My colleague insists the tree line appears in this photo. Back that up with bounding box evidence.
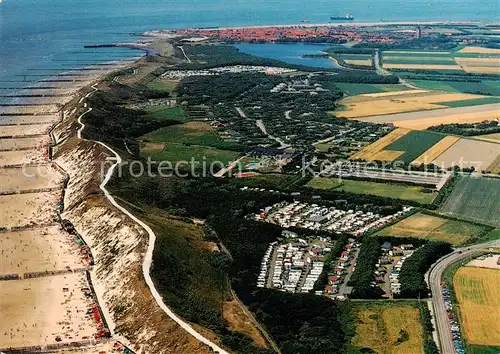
[397,241,453,298]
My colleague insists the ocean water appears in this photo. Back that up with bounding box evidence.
[234,43,343,68]
[1,0,498,87]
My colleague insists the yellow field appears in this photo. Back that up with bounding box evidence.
[369,150,405,161]
[461,66,500,74]
[458,46,500,54]
[455,57,500,67]
[377,212,481,245]
[454,267,500,346]
[352,305,424,354]
[349,128,409,161]
[383,63,462,70]
[384,51,450,55]
[486,155,500,174]
[473,132,500,143]
[356,103,500,131]
[411,136,460,165]
[344,59,372,66]
[384,56,455,62]
[336,92,488,118]
[361,90,427,98]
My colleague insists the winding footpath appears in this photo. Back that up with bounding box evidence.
[427,239,499,354]
[76,83,230,354]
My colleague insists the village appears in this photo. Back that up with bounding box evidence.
[161,65,296,80]
[257,231,333,294]
[169,25,414,44]
[254,200,415,236]
[379,241,416,297]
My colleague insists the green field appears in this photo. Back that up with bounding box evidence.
[306,177,436,204]
[383,57,457,65]
[146,106,190,123]
[376,212,490,245]
[313,142,334,152]
[141,122,240,165]
[383,51,452,57]
[437,96,500,108]
[231,173,306,190]
[147,78,178,93]
[385,130,445,164]
[335,83,409,95]
[440,176,500,227]
[469,345,500,354]
[410,79,500,95]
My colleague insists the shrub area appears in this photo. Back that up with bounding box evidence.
[348,237,382,299]
[398,241,453,298]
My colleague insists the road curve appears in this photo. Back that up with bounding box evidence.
[427,240,499,354]
[76,84,230,354]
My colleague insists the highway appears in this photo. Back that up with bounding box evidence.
[427,240,499,354]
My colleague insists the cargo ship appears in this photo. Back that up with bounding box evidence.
[330,13,354,21]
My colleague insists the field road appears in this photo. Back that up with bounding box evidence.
[427,239,500,354]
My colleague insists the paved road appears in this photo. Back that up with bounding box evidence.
[374,49,391,76]
[427,240,499,354]
[339,247,359,296]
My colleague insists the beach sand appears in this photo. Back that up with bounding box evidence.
[0,149,47,166]
[0,124,53,137]
[0,137,49,151]
[0,273,98,348]
[0,226,85,274]
[0,114,60,125]
[0,165,65,192]
[0,191,60,228]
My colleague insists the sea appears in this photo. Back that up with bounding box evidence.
[1,0,498,90]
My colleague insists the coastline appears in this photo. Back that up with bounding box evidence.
[144,19,500,33]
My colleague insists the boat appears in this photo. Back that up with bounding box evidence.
[330,13,354,21]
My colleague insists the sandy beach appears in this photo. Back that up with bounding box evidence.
[0,191,60,228]
[0,273,99,348]
[0,148,47,166]
[0,123,54,137]
[0,136,49,151]
[0,165,65,192]
[0,226,85,275]
[0,114,60,125]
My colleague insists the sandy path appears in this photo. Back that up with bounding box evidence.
[0,226,85,274]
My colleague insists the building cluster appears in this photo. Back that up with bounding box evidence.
[257,242,278,288]
[255,201,414,236]
[324,239,358,296]
[161,65,296,79]
[257,231,332,294]
[171,26,410,44]
[442,283,466,354]
[379,242,415,296]
[270,78,329,95]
